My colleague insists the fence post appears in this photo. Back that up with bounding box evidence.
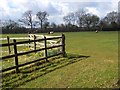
[34,35,36,53]
[44,36,48,62]
[7,36,11,54]
[28,35,30,48]
[62,34,66,57]
[13,39,19,73]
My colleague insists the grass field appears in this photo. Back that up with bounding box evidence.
[1,31,119,88]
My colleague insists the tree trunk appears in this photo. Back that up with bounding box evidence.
[41,20,42,29]
[31,24,33,30]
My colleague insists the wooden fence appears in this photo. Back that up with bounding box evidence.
[0,34,65,73]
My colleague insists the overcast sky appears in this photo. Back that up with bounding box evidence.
[0,0,119,24]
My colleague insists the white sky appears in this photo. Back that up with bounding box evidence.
[0,0,119,24]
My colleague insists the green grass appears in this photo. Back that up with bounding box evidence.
[1,31,119,88]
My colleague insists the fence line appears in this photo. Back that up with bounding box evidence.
[0,37,30,40]
[1,35,62,54]
[0,34,65,73]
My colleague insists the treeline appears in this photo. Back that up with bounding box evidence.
[1,9,120,34]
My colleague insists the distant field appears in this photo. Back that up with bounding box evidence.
[1,31,119,88]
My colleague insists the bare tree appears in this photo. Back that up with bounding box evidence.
[82,13,99,29]
[3,19,18,30]
[63,8,100,30]
[63,15,70,25]
[19,10,34,30]
[75,9,86,28]
[43,22,49,29]
[82,13,92,29]
[51,22,57,28]
[91,15,100,28]
[99,20,107,31]
[103,11,118,24]
[63,12,76,25]
[100,11,118,29]
[36,11,49,29]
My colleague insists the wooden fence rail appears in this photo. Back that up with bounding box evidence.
[0,34,65,73]
[1,35,62,54]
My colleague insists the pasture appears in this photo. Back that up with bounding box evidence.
[1,31,119,88]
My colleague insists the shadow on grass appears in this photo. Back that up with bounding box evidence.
[2,53,90,88]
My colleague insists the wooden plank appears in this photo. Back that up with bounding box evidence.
[44,36,48,62]
[1,66,16,72]
[0,43,14,47]
[7,36,11,54]
[18,52,62,67]
[28,35,31,48]
[47,45,62,49]
[0,36,61,41]
[1,52,62,73]
[0,37,29,41]
[17,57,46,68]
[1,36,61,47]
[45,35,61,38]
[0,44,62,60]
[0,38,7,40]
[1,34,65,73]
[17,47,45,56]
[0,54,15,60]
[28,34,61,38]
[13,39,19,73]
[1,39,44,47]
[34,35,36,52]
[46,36,62,40]
[62,34,66,57]
[17,44,31,46]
